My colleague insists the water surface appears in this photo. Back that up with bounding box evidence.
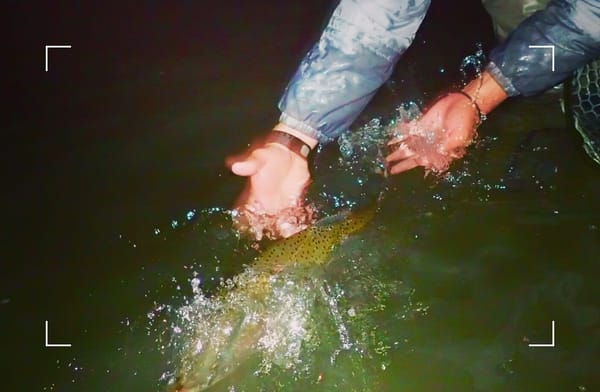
[3,1,598,391]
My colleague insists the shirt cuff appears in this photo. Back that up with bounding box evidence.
[278,112,334,144]
[485,61,519,97]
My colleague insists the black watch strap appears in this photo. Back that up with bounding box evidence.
[266,130,312,158]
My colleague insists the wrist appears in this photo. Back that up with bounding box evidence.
[462,70,509,115]
[453,90,484,126]
[272,123,319,149]
[265,129,313,159]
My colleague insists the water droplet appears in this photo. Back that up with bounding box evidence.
[186,210,196,220]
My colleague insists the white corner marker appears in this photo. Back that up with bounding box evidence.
[45,320,72,347]
[45,45,72,72]
[528,45,555,72]
[528,320,555,348]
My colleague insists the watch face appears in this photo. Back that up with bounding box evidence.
[271,130,311,158]
[300,144,311,158]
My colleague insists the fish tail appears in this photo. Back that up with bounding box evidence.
[173,279,269,391]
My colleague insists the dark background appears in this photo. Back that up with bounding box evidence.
[2,1,498,389]
[3,0,494,277]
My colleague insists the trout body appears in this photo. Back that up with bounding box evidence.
[171,207,375,391]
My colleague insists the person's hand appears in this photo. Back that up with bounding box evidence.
[386,71,509,174]
[226,132,314,240]
[386,92,480,174]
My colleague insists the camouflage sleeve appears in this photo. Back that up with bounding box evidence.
[487,0,600,97]
[277,0,431,143]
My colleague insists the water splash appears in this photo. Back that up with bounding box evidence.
[143,216,425,392]
[161,268,321,390]
[162,265,419,391]
[336,100,515,202]
[460,43,486,86]
[337,102,422,175]
[319,281,353,357]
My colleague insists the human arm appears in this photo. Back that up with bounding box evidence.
[386,70,508,174]
[277,0,432,143]
[228,0,431,238]
[487,0,600,98]
[227,130,315,240]
[387,0,600,174]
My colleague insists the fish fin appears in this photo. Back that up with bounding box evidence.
[314,210,353,227]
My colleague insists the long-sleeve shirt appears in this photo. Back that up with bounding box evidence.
[278,0,600,144]
[278,0,431,143]
[487,0,600,97]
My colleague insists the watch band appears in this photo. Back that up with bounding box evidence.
[266,130,312,158]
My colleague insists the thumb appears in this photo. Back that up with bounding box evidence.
[231,159,261,177]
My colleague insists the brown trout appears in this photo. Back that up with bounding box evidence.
[170,206,376,391]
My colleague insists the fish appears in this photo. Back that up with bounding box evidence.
[169,205,376,392]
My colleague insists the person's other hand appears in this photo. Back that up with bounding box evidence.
[226,132,314,240]
[386,92,480,174]
[386,71,509,174]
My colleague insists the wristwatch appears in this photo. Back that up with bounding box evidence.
[266,130,312,158]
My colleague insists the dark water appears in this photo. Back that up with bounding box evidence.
[3,1,599,391]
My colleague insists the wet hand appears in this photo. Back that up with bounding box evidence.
[227,136,313,240]
[386,92,480,174]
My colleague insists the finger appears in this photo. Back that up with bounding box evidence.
[225,153,244,170]
[388,133,419,147]
[388,158,420,175]
[386,143,416,162]
[387,135,405,145]
[231,159,260,176]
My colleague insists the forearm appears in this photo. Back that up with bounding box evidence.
[488,0,600,97]
[277,0,431,144]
